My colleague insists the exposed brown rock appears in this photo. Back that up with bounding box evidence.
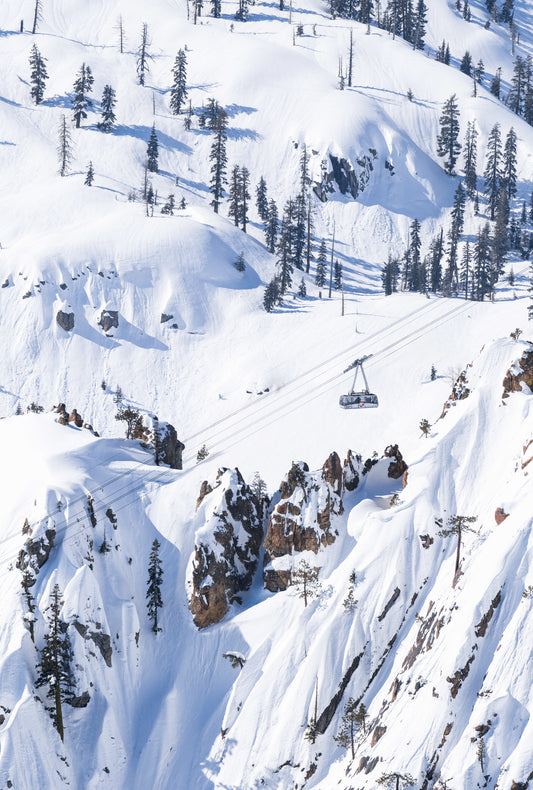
[371,725,386,747]
[390,676,402,702]
[69,409,83,427]
[475,724,490,736]
[197,481,214,510]
[16,527,56,573]
[56,311,74,331]
[474,590,502,638]
[322,451,343,495]
[377,587,400,622]
[343,450,363,491]
[503,348,533,398]
[420,534,434,548]
[189,469,263,629]
[495,507,509,525]
[98,310,119,332]
[384,445,408,479]
[159,423,185,469]
[447,654,475,698]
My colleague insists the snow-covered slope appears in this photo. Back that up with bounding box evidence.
[1,0,533,787]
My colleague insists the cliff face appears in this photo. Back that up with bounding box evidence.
[188,468,263,629]
[263,447,408,593]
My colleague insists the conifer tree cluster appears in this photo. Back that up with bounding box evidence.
[228,165,251,231]
[71,63,94,129]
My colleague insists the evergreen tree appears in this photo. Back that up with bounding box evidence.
[500,0,514,23]
[509,55,526,116]
[256,176,269,221]
[170,50,188,115]
[437,94,461,175]
[276,200,295,294]
[459,240,472,298]
[502,126,518,199]
[473,223,491,300]
[435,514,477,584]
[228,165,242,227]
[97,84,116,131]
[412,0,427,48]
[381,255,400,294]
[29,43,48,105]
[209,109,228,213]
[293,192,307,271]
[315,239,327,287]
[84,161,94,186]
[408,218,422,290]
[146,538,163,632]
[136,23,152,86]
[263,277,280,311]
[490,187,509,279]
[71,63,94,128]
[291,559,321,606]
[234,251,246,271]
[298,278,307,297]
[524,56,533,125]
[57,114,73,176]
[264,199,278,253]
[146,124,159,173]
[476,59,485,84]
[211,0,222,16]
[521,200,527,224]
[333,697,360,759]
[490,66,502,99]
[161,194,176,214]
[334,259,343,290]
[241,166,250,232]
[463,120,478,200]
[429,229,444,292]
[484,123,502,220]
[377,773,415,790]
[460,51,473,76]
[35,584,75,741]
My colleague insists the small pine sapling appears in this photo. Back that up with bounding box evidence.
[298,278,307,297]
[510,327,522,341]
[234,252,246,272]
[222,651,245,669]
[196,444,209,463]
[84,161,94,186]
[430,365,437,380]
[333,698,361,759]
[342,570,358,612]
[419,418,431,438]
[477,736,487,772]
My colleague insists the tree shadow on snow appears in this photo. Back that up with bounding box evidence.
[112,124,193,155]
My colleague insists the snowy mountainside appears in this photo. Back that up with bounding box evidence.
[0,337,532,790]
[1,0,533,787]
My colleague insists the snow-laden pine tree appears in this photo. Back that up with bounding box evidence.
[463,120,478,200]
[228,165,242,227]
[146,124,159,173]
[209,109,228,213]
[35,584,75,741]
[146,539,163,632]
[264,199,278,253]
[84,161,94,186]
[484,123,502,220]
[502,126,517,199]
[98,84,116,132]
[276,200,295,293]
[57,114,73,176]
[315,239,327,288]
[256,176,268,221]
[437,94,461,175]
[29,44,48,105]
[170,50,188,115]
[71,63,94,128]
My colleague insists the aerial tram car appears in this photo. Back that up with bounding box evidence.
[339,355,379,409]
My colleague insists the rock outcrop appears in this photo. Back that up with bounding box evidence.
[188,468,263,629]
[503,346,533,398]
[98,310,119,332]
[159,422,185,469]
[56,311,74,331]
